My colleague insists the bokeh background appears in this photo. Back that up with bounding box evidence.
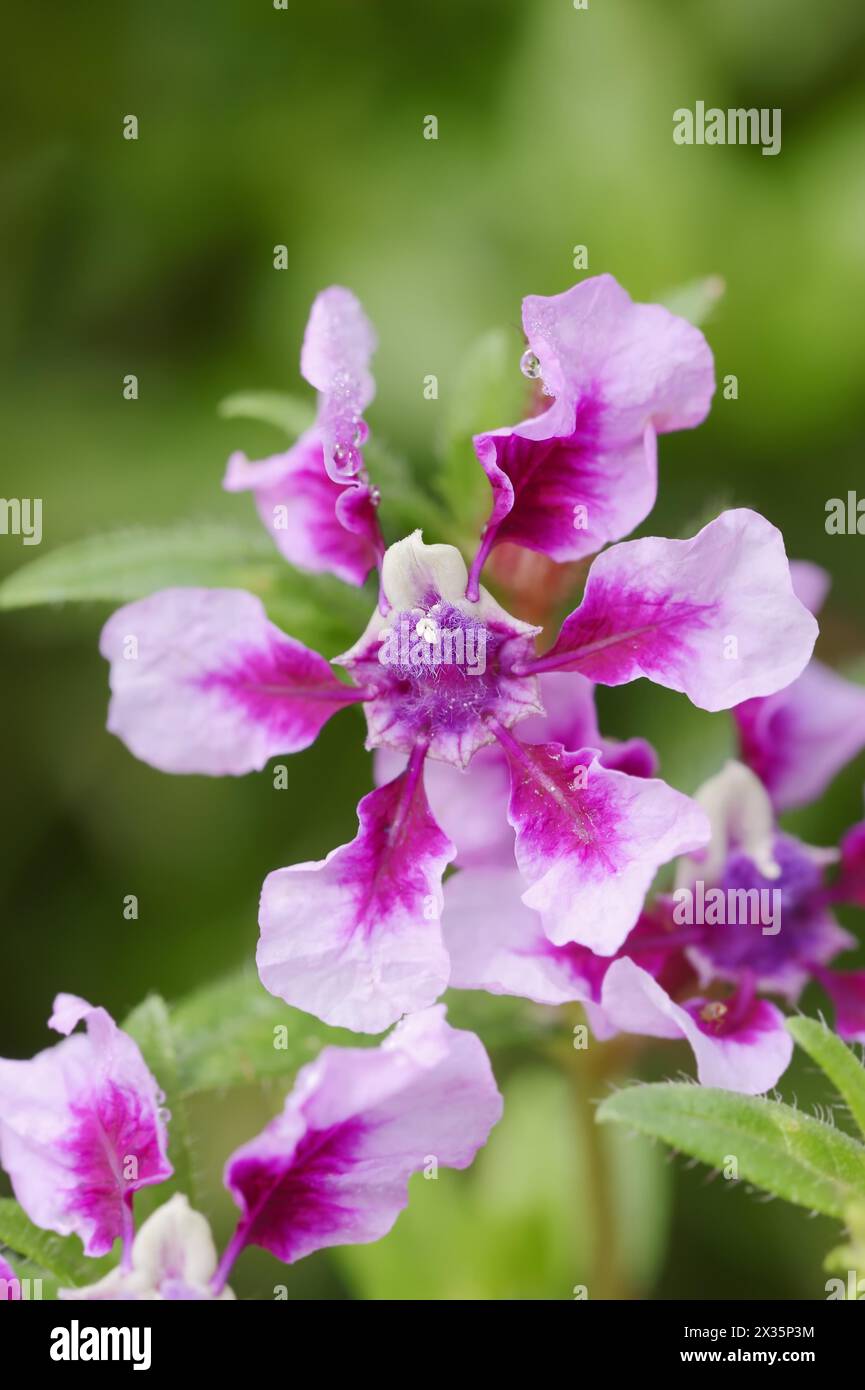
[2,0,865,1299]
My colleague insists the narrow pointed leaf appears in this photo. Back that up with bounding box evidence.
[597,1082,865,1219]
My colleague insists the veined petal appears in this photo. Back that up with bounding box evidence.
[223,429,380,586]
[222,1005,502,1265]
[257,750,456,1032]
[300,286,376,481]
[734,661,865,813]
[601,958,793,1094]
[0,996,172,1258]
[494,731,710,954]
[529,510,817,711]
[101,588,365,775]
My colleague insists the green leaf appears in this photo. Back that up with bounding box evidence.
[786,1016,865,1140]
[659,274,726,326]
[0,520,280,610]
[218,391,315,439]
[597,1082,865,1219]
[123,994,198,1206]
[0,1199,114,1288]
[437,328,526,536]
[0,518,372,651]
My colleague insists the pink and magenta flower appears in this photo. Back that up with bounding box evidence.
[0,1001,501,1299]
[100,275,819,1072]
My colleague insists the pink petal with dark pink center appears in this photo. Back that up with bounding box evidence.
[257,752,456,1033]
[101,588,365,776]
[495,733,709,955]
[0,996,171,1257]
[467,274,714,585]
[222,1006,502,1266]
[224,430,380,586]
[530,510,817,711]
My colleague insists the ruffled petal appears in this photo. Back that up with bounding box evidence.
[734,662,865,813]
[494,733,710,954]
[300,286,376,481]
[101,588,365,775]
[222,1005,502,1265]
[258,752,456,1032]
[532,510,817,711]
[601,959,793,1093]
[0,996,172,1257]
[467,276,714,585]
[224,429,380,586]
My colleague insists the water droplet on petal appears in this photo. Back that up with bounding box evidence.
[519,349,542,380]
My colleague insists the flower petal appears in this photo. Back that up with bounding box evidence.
[531,509,818,711]
[223,1005,502,1265]
[734,661,865,813]
[444,865,607,1007]
[224,430,380,586]
[101,588,365,775]
[0,996,172,1257]
[494,733,710,954]
[300,286,376,481]
[601,958,793,1093]
[258,751,456,1032]
[467,276,714,583]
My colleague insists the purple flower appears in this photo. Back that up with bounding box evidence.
[466,274,716,597]
[0,995,172,1260]
[215,1004,501,1280]
[224,286,384,586]
[1,1003,499,1299]
[100,275,817,1040]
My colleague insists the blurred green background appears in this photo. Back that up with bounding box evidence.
[2,0,865,1299]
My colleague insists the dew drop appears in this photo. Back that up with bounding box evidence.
[519,349,542,380]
